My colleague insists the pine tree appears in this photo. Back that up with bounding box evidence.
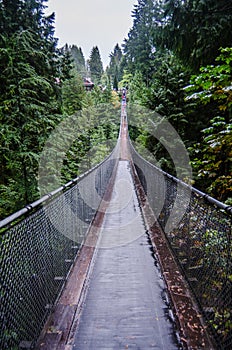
[88,46,104,84]
[106,44,123,90]
[0,0,71,218]
[62,69,86,115]
[123,0,163,80]
[162,0,232,70]
[69,45,86,75]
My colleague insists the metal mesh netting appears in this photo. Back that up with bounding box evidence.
[130,144,232,350]
[0,149,118,350]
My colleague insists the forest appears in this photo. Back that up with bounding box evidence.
[0,0,232,219]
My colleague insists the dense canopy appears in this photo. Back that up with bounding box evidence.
[0,0,231,216]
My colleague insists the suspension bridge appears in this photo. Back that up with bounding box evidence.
[0,103,231,350]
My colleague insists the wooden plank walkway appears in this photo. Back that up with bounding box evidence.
[71,160,179,349]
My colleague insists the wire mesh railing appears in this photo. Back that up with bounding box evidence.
[130,143,232,350]
[0,145,119,350]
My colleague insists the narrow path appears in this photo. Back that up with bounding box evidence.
[71,160,179,349]
[70,104,179,349]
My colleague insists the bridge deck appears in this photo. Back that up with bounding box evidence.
[71,160,179,349]
[37,105,213,349]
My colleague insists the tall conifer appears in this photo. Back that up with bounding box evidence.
[88,46,104,84]
[0,0,71,217]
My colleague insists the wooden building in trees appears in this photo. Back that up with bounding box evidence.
[83,78,94,91]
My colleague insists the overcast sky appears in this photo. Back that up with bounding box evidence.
[46,0,137,68]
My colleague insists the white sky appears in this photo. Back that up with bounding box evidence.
[45,0,137,68]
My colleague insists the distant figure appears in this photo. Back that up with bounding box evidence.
[122,88,126,103]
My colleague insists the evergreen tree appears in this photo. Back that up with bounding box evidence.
[70,45,86,75]
[162,0,232,70]
[62,69,86,115]
[106,43,123,89]
[0,0,71,218]
[123,0,163,80]
[88,46,104,84]
[122,0,232,186]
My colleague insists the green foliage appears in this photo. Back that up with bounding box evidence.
[62,69,86,114]
[203,228,230,268]
[46,70,120,191]
[0,1,71,219]
[118,70,133,90]
[45,44,119,193]
[1,0,231,219]
[145,51,190,133]
[185,48,232,201]
[57,105,120,185]
[106,44,123,90]
[70,44,86,74]
[185,47,232,113]
[189,116,232,201]
[122,0,232,201]
[0,328,18,350]
[128,71,148,105]
[201,226,232,340]
[123,0,163,78]
[162,0,232,70]
[210,309,232,340]
[126,52,191,174]
[88,46,104,84]
[0,29,60,216]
